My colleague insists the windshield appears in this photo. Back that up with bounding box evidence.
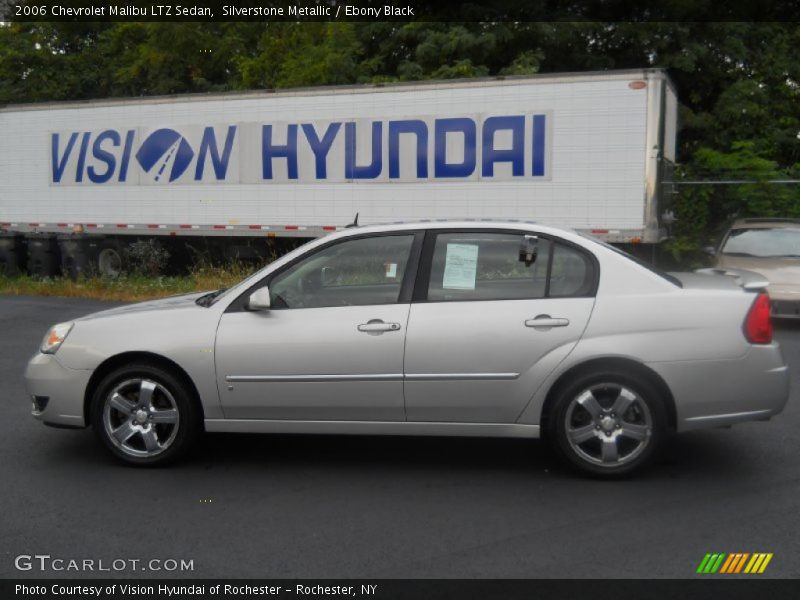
[722,228,800,258]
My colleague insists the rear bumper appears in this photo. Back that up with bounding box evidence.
[24,352,91,428]
[770,299,800,319]
[648,343,790,432]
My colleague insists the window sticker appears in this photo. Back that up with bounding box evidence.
[443,243,479,289]
[384,262,398,278]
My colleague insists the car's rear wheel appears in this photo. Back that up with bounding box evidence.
[547,370,666,477]
[90,363,200,466]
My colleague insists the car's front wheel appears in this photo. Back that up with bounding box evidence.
[547,370,666,477]
[90,363,200,466]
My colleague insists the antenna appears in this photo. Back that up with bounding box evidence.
[345,212,360,228]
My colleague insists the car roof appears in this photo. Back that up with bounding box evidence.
[730,218,800,230]
[325,219,597,251]
[334,219,574,236]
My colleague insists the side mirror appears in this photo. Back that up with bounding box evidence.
[246,287,271,311]
[703,246,717,257]
[519,235,539,266]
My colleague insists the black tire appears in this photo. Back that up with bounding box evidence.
[95,239,124,277]
[90,363,201,466]
[546,369,666,478]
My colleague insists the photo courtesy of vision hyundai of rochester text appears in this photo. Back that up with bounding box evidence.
[25,221,790,477]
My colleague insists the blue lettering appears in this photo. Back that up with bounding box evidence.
[434,118,476,178]
[51,132,79,183]
[532,114,546,177]
[75,132,91,183]
[262,124,298,180]
[389,120,428,179]
[87,130,120,184]
[119,130,135,182]
[345,122,382,179]
[196,125,236,180]
[301,123,341,179]
[482,116,525,177]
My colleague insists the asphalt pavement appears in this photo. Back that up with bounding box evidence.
[1,294,798,578]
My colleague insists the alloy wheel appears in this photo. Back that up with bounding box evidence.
[102,378,180,458]
[564,383,652,467]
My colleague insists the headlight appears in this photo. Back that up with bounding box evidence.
[40,322,74,354]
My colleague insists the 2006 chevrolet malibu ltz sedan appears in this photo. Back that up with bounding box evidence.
[25,221,791,476]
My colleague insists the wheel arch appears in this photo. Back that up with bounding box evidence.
[540,356,677,432]
[83,351,206,426]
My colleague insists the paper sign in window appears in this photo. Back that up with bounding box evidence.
[384,262,398,278]
[443,243,479,289]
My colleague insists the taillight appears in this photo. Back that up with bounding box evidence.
[743,293,772,344]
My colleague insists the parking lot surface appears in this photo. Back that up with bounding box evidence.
[1,294,798,578]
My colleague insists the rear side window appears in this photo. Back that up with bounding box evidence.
[426,232,596,302]
[549,242,595,297]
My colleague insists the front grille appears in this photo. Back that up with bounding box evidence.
[31,395,49,412]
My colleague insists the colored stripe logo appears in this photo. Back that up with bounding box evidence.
[696,553,773,574]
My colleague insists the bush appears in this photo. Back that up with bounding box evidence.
[122,239,170,277]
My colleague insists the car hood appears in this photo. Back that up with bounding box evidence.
[717,255,800,287]
[76,291,209,321]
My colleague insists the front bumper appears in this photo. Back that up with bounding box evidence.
[24,352,92,428]
[649,343,790,432]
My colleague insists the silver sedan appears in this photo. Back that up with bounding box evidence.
[25,222,790,476]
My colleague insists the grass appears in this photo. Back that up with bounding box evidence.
[0,264,259,302]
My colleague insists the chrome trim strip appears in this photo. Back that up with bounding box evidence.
[205,419,540,439]
[680,408,777,432]
[684,409,773,422]
[226,372,520,383]
[226,374,404,383]
[405,373,520,381]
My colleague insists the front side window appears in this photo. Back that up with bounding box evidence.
[269,235,415,309]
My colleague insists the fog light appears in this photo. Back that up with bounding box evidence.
[32,395,49,412]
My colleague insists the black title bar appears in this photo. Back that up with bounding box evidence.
[4,579,800,600]
[4,0,800,22]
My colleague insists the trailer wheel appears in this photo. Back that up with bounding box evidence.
[98,245,123,278]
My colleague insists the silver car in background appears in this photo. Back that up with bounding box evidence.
[25,221,790,476]
[708,218,800,319]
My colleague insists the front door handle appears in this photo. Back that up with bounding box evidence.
[525,315,570,329]
[358,319,401,334]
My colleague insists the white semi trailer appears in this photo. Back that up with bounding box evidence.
[0,68,677,276]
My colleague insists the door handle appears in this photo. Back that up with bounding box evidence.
[358,319,401,334]
[525,315,570,329]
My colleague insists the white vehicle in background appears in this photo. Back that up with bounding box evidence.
[1,69,677,276]
[707,218,800,319]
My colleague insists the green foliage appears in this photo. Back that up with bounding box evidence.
[2,20,800,253]
[122,239,170,277]
[667,142,800,262]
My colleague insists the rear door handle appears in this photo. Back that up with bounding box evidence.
[525,315,570,329]
[358,319,401,334]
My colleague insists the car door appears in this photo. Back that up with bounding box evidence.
[403,230,597,423]
[215,232,421,421]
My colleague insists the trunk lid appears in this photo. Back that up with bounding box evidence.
[673,268,770,292]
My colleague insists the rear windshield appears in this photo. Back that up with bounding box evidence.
[579,234,682,287]
[722,227,800,258]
